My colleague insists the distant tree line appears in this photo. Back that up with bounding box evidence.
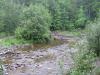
[0,0,100,43]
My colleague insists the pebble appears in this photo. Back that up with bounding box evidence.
[0,37,79,75]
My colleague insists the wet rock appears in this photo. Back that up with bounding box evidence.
[0,34,80,75]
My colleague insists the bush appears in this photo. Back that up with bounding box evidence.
[69,41,96,75]
[87,21,100,56]
[15,4,52,43]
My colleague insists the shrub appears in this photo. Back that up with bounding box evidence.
[15,4,52,43]
[69,41,96,75]
[87,21,100,56]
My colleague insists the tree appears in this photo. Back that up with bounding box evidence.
[0,0,21,34]
[77,0,99,20]
[15,4,52,43]
[75,6,86,28]
[56,0,78,30]
[87,20,100,56]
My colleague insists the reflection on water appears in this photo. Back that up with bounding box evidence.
[19,39,66,51]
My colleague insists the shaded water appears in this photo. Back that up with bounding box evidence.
[18,39,65,51]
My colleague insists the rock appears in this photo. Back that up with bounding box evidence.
[0,33,80,75]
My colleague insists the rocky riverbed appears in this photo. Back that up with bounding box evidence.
[0,34,80,75]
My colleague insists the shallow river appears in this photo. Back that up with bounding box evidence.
[0,35,79,75]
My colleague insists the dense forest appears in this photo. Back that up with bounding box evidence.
[0,0,100,75]
[0,0,99,42]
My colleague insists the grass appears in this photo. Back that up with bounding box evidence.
[0,32,6,38]
[57,29,85,37]
[0,37,31,46]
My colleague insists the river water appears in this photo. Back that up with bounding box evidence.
[0,35,79,75]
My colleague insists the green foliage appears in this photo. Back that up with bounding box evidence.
[15,4,52,43]
[77,0,100,20]
[0,0,99,44]
[58,0,77,30]
[48,0,62,31]
[69,42,96,75]
[58,30,83,37]
[0,0,21,34]
[75,6,87,28]
[87,20,100,56]
[49,0,77,31]
[0,37,29,46]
